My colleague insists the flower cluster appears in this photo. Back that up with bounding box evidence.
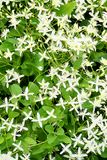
[0,0,107,159]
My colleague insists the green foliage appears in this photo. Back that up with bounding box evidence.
[45,124,54,133]
[0,41,14,52]
[90,51,107,62]
[101,148,107,158]
[0,137,4,144]
[0,0,107,159]
[8,109,20,119]
[73,56,83,70]
[47,134,57,144]
[9,84,22,96]
[55,1,76,16]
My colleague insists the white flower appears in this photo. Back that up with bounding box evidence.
[35,94,46,105]
[28,0,36,9]
[102,12,107,28]
[23,87,34,100]
[20,153,30,160]
[32,112,48,128]
[37,66,43,71]
[89,113,104,129]
[56,71,70,88]
[20,7,32,19]
[35,3,47,14]
[69,97,80,113]
[7,10,20,29]
[1,29,9,39]
[83,138,97,154]
[101,57,107,65]
[47,67,58,79]
[0,152,15,160]
[60,143,72,155]
[5,69,24,87]
[26,37,36,52]
[0,97,15,112]
[72,147,87,160]
[39,79,49,94]
[37,11,52,34]
[74,2,87,20]
[84,24,98,36]
[67,77,80,91]
[15,46,26,56]
[89,76,105,92]
[56,15,71,29]
[77,93,85,109]
[78,109,90,120]
[52,0,63,8]
[12,128,21,142]
[46,109,57,119]
[89,11,102,23]
[101,0,106,5]
[6,118,14,131]
[17,35,27,47]
[1,118,15,131]
[83,121,99,140]
[90,98,102,112]
[18,121,28,132]
[23,111,32,121]
[13,141,24,152]
[39,51,49,61]
[72,134,84,147]
[4,49,14,61]
[56,98,67,110]
[87,0,98,13]
[48,86,61,99]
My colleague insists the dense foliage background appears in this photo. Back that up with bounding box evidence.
[1,0,107,159]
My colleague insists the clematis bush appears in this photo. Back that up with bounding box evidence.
[1,0,107,159]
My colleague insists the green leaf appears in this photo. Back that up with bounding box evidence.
[33,53,44,71]
[28,82,39,95]
[101,148,107,158]
[45,125,54,133]
[79,78,89,88]
[30,18,39,25]
[0,137,4,144]
[0,41,14,52]
[57,127,64,135]
[0,134,13,150]
[32,141,51,155]
[24,137,36,145]
[73,57,82,70]
[9,84,22,96]
[6,38,17,44]
[21,52,43,75]
[36,128,47,141]
[65,112,76,134]
[0,58,10,73]
[20,99,31,106]
[60,86,70,101]
[55,154,64,160]
[0,18,7,29]
[82,101,93,110]
[58,135,71,143]
[55,1,76,16]
[47,134,57,144]
[90,51,107,62]
[90,154,99,160]
[8,28,22,37]
[21,61,38,76]
[8,110,20,119]
[96,42,105,50]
